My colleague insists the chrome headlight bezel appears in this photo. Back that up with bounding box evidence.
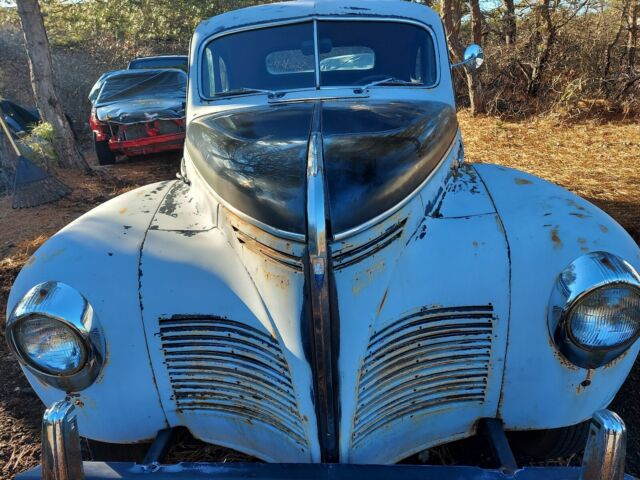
[5,281,105,391]
[549,252,640,369]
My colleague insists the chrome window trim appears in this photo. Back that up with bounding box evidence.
[5,281,106,392]
[548,251,640,369]
[197,16,441,101]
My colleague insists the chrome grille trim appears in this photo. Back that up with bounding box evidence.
[332,218,407,270]
[352,306,494,447]
[234,228,304,271]
[159,315,307,449]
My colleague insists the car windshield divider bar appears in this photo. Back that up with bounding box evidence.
[313,19,321,89]
[478,418,518,474]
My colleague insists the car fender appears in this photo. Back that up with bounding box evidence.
[474,163,640,429]
[7,181,175,443]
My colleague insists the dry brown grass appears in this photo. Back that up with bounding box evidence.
[459,111,640,244]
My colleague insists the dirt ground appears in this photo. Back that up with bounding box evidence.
[1,114,639,479]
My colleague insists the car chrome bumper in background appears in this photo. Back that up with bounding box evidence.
[19,400,633,480]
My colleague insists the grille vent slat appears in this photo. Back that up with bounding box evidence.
[332,218,407,270]
[352,306,494,448]
[160,316,307,449]
[234,228,304,271]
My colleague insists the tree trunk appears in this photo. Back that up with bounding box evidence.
[441,0,486,115]
[527,0,556,97]
[15,0,90,172]
[603,0,630,84]
[469,0,483,45]
[627,0,639,72]
[502,0,517,45]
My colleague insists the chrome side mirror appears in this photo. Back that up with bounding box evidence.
[452,44,484,70]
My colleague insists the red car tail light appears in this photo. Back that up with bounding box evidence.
[89,110,107,142]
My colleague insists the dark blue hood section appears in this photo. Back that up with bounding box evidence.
[186,100,457,236]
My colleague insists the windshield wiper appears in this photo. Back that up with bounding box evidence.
[214,88,285,99]
[354,77,422,94]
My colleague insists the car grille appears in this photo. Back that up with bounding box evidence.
[112,120,184,140]
[159,315,308,449]
[352,305,494,448]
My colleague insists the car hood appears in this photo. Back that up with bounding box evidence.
[186,99,458,235]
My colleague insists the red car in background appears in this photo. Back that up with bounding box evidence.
[88,68,187,165]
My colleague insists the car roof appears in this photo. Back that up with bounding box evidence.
[104,68,187,78]
[129,55,188,61]
[193,0,441,43]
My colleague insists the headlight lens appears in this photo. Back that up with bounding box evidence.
[568,285,640,349]
[549,252,640,369]
[13,316,86,375]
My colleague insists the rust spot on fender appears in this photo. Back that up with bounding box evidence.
[566,199,586,211]
[599,224,609,233]
[352,260,385,295]
[514,178,532,185]
[576,370,592,393]
[263,270,291,290]
[550,228,562,249]
[378,288,389,315]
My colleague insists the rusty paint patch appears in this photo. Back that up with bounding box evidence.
[494,215,506,236]
[576,370,592,394]
[352,260,385,295]
[565,199,586,211]
[263,270,291,290]
[472,241,479,248]
[377,288,389,315]
[569,212,586,218]
[514,178,533,185]
[599,224,609,233]
[550,227,563,249]
[119,207,128,215]
[600,255,616,272]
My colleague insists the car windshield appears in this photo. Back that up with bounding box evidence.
[96,70,187,106]
[201,20,436,97]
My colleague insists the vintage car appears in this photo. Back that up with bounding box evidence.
[6,1,640,479]
[88,68,187,164]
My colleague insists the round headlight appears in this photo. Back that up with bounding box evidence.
[6,281,105,391]
[549,252,640,369]
[568,285,640,350]
[13,315,87,375]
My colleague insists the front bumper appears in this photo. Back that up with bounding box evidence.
[16,462,638,480]
[17,401,634,480]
